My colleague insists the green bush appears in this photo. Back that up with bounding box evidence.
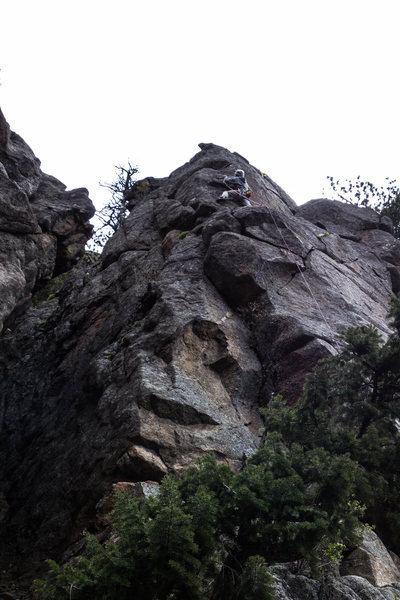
[34,449,363,598]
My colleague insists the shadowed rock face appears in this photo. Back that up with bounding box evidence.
[0,108,95,333]
[1,137,400,570]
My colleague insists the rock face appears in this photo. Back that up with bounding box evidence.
[1,131,400,581]
[0,108,95,333]
[271,529,400,599]
[271,564,400,600]
[341,529,400,587]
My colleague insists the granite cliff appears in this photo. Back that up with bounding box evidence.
[0,108,95,334]
[1,113,400,598]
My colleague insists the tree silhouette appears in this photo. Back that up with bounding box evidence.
[91,162,138,249]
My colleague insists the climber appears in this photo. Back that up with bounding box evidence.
[219,169,252,206]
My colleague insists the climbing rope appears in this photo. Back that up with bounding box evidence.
[223,181,252,203]
[220,172,340,351]
[262,201,341,353]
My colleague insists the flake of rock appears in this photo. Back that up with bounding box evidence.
[341,528,400,587]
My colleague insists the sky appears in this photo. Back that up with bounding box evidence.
[0,0,399,211]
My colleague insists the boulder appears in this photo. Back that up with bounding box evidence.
[201,208,241,245]
[296,198,392,241]
[341,528,400,587]
[271,563,400,600]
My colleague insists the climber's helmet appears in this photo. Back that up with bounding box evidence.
[235,169,245,178]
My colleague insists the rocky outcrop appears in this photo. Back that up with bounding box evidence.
[1,134,400,578]
[271,529,400,599]
[0,109,95,333]
[341,529,400,587]
[272,564,400,600]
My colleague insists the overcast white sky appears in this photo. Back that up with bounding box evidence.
[1,0,399,210]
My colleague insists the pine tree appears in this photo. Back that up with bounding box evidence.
[263,294,400,553]
[146,475,204,600]
[234,556,275,600]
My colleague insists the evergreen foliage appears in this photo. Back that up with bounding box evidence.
[264,294,400,552]
[33,454,362,598]
[34,295,400,599]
